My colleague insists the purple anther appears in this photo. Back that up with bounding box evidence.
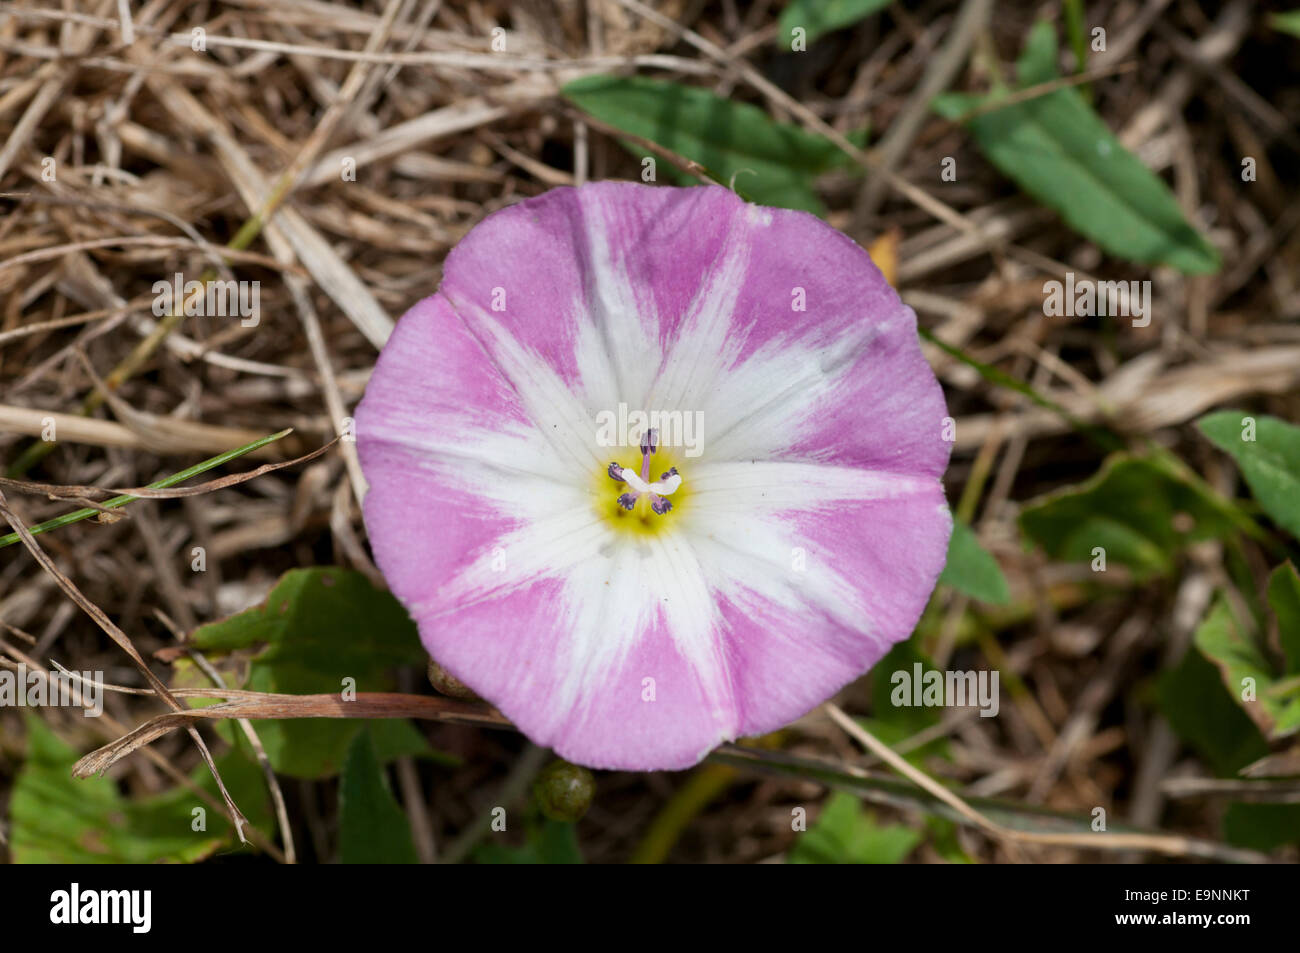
[639,428,658,457]
[650,496,672,515]
[607,462,625,482]
[660,466,678,481]
[617,492,638,511]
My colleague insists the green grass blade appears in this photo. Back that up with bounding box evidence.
[0,429,291,550]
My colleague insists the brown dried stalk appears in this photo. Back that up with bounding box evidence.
[72,690,510,778]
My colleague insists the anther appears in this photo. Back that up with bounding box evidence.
[639,428,658,457]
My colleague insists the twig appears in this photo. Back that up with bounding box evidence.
[0,435,336,501]
[71,690,509,778]
[823,703,1268,862]
[0,429,296,549]
[855,0,995,223]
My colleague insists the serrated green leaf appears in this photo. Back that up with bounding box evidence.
[339,728,419,864]
[939,520,1010,604]
[788,792,921,864]
[1198,411,1300,540]
[932,21,1219,274]
[563,75,856,214]
[9,715,269,863]
[777,0,891,48]
[1019,454,1241,579]
[181,568,442,778]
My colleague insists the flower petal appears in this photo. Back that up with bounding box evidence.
[435,182,740,420]
[685,462,952,734]
[645,190,949,474]
[417,527,738,770]
[357,293,593,606]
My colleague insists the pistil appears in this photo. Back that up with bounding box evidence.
[607,429,681,516]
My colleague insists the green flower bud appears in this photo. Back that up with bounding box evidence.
[534,759,595,822]
[427,657,479,700]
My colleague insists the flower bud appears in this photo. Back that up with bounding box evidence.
[534,759,595,822]
[427,657,479,700]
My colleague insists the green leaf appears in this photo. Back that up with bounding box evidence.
[932,21,1219,274]
[1019,453,1241,579]
[563,75,855,214]
[1223,802,1300,850]
[925,816,975,864]
[870,639,933,729]
[859,714,951,768]
[473,819,585,865]
[339,728,419,864]
[1198,411,1300,540]
[866,638,950,765]
[939,520,1011,604]
[1155,648,1268,777]
[9,714,269,863]
[1271,11,1300,38]
[1062,0,1090,87]
[1268,563,1300,674]
[788,792,922,864]
[1155,650,1300,849]
[1194,596,1300,740]
[180,568,439,778]
[777,0,891,48]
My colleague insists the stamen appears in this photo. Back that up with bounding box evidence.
[607,430,680,519]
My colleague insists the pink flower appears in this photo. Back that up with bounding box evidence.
[357,182,952,770]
